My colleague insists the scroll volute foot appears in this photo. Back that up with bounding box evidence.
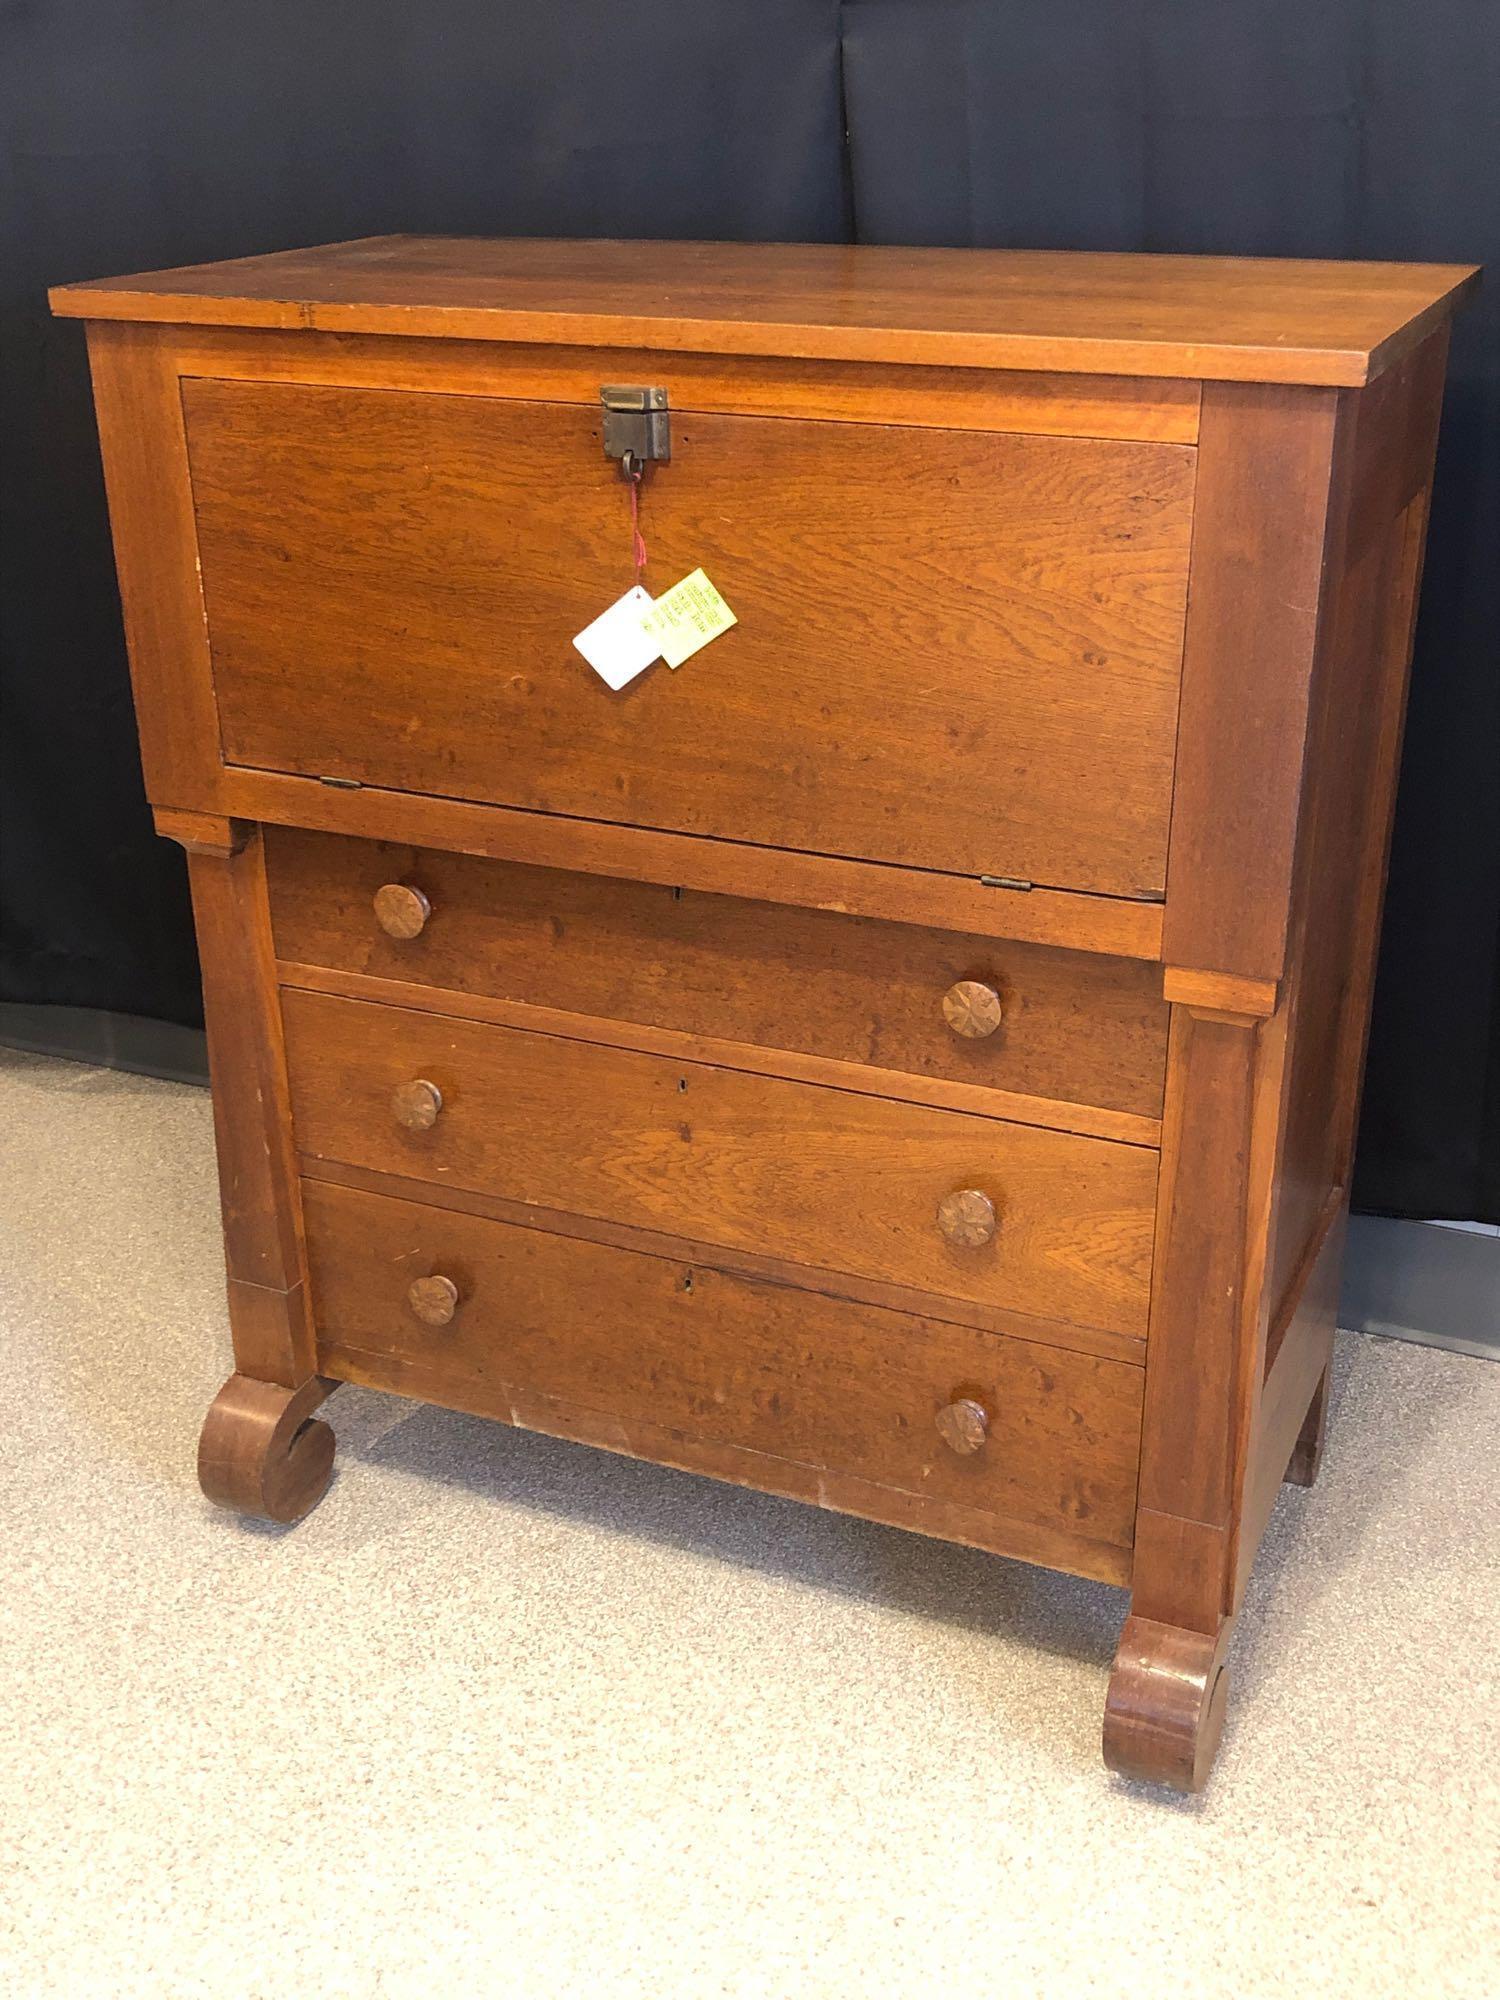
[198,1373,339,1525]
[1102,1613,1232,1793]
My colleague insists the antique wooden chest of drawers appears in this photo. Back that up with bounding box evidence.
[53,239,1476,1790]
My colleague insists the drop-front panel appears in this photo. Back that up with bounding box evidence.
[183,380,1194,897]
[53,236,1476,1794]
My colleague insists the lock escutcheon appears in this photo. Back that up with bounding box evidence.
[601,385,670,478]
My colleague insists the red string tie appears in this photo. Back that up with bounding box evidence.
[627,464,647,581]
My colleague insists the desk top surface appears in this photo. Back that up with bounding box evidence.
[53,235,1478,387]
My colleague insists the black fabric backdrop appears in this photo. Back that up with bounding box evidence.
[3,2,1497,1221]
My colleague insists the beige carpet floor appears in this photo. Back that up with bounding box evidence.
[1,1046,1496,2000]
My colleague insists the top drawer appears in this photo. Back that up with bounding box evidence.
[182,380,1195,899]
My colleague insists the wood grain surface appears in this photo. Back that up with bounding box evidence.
[185,379,1194,899]
[302,1178,1144,1569]
[84,324,226,811]
[279,961,1162,1149]
[1263,335,1447,1341]
[265,828,1169,1121]
[282,987,1158,1336]
[54,236,1479,385]
[197,1372,337,1525]
[1161,383,1344,982]
[304,1151,1146,1367]
[184,826,315,1384]
[1103,1613,1231,1792]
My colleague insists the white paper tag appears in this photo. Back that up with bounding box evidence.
[572,586,661,690]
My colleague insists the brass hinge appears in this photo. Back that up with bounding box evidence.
[317,775,363,790]
[979,874,1033,892]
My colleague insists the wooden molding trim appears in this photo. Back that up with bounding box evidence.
[1162,966,1279,1018]
[169,325,1203,444]
[154,807,250,857]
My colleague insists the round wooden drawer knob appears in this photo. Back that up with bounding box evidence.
[942,979,1003,1039]
[936,1397,990,1456]
[407,1274,459,1326]
[373,882,432,940]
[936,1187,998,1248]
[392,1077,443,1131]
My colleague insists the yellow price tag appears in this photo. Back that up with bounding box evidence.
[640,568,738,668]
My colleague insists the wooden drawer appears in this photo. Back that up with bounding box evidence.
[303,1178,1143,1581]
[185,381,1194,900]
[281,987,1157,1337]
[266,828,1169,1129]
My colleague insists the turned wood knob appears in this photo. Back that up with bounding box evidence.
[942,979,1004,1039]
[407,1274,459,1326]
[392,1077,443,1130]
[935,1397,990,1456]
[936,1187,998,1248]
[373,882,431,940]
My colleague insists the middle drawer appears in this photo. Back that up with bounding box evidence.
[281,987,1157,1338]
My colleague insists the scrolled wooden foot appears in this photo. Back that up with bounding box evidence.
[198,1373,338,1524]
[1103,1613,1231,1793]
[1283,1362,1331,1488]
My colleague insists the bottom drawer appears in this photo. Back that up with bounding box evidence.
[303,1179,1143,1583]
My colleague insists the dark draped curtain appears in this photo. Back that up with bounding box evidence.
[3,2,1496,1219]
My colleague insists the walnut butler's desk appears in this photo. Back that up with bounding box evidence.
[53,240,1476,1790]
